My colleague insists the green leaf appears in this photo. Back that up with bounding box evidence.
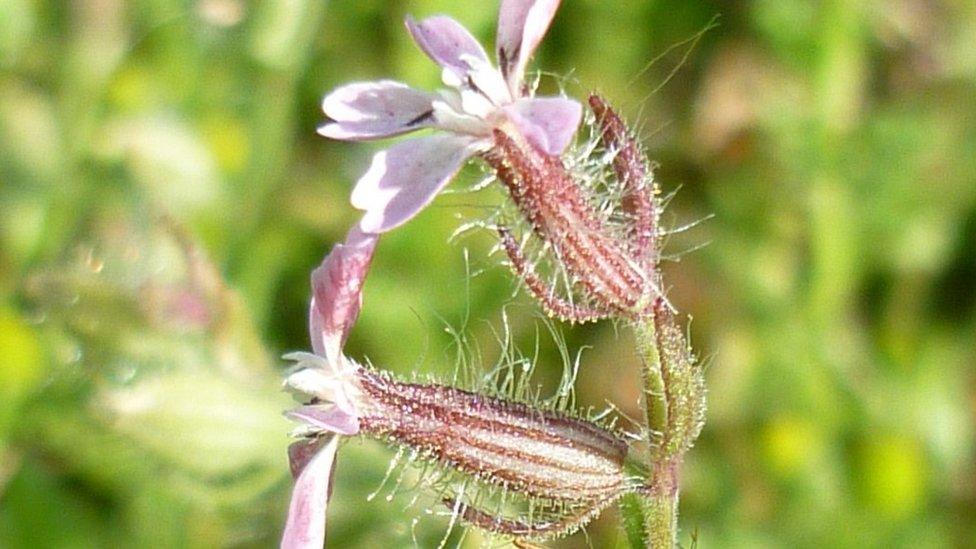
[619,493,650,549]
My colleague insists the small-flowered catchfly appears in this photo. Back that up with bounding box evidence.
[289,0,709,546]
[281,227,644,547]
[319,0,581,234]
[280,227,376,549]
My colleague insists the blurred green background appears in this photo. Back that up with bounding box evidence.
[1,0,974,547]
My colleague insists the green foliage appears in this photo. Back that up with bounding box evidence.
[1,0,974,547]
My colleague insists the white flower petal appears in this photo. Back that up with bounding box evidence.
[287,405,360,436]
[504,96,582,155]
[459,88,497,120]
[319,80,436,141]
[283,355,364,413]
[496,0,561,93]
[308,228,378,361]
[351,134,481,233]
[287,437,328,479]
[283,367,337,398]
[281,436,340,549]
[431,100,489,136]
[405,15,489,82]
[459,54,513,106]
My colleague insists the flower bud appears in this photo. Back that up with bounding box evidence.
[484,130,654,320]
[356,368,631,503]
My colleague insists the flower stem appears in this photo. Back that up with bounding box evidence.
[633,306,704,548]
[635,318,667,458]
[646,494,678,549]
[618,467,679,549]
[634,317,678,548]
[646,460,679,549]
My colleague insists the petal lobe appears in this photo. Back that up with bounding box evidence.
[505,96,581,155]
[319,80,435,141]
[281,436,340,549]
[351,134,481,233]
[406,16,489,82]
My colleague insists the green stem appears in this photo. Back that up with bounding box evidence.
[632,318,680,548]
[618,461,679,549]
[619,493,651,548]
[634,318,667,460]
[646,461,679,549]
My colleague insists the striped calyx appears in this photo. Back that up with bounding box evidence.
[353,368,639,539]
[481,95,663,323]
[358,369,628,499]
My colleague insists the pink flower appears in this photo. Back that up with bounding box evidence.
[319,0,581,234]
[280,227,376,549]
[279,229,638,547]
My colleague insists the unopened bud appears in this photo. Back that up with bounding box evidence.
[483,129,654,319]
[356,368,631,502]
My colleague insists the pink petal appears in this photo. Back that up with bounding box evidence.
[496,0,561,93]
[328,387,359,419]
[309,228,378,359]
[351,134,480,233]
[460,56,513,106]
[307,300,327,357]
[281,435,340,549]
[504,96,581,155]
[287,405,361,436]
[405,16,489,81]
[318,80,436,141]
[288,437,328,479]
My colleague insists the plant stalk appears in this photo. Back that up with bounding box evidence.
[634,317,678,548]
[646,460,679,549]
[632,301,705,548]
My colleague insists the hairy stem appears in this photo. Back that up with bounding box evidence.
[635,317,667,457]
[634,317,677,547]
[632,304,704,547]
[646,460,679,549]
[618,493,651,549]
